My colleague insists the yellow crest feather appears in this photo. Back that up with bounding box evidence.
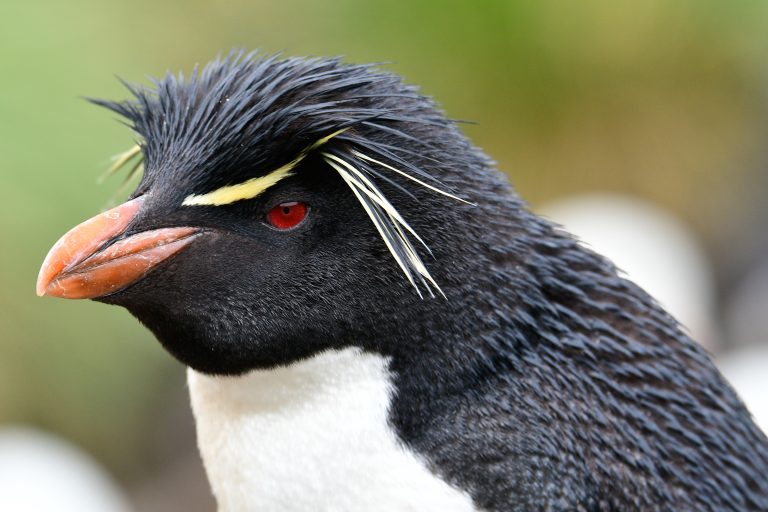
[182,128,348,207]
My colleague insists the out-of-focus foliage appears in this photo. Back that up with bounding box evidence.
[1,0,767,488]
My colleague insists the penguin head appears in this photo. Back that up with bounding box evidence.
[36,52,489,375]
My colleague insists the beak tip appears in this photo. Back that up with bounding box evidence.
[36,197,145,301]
[35,283,48,297]
[36,265,47,296]
[35,269,52,297]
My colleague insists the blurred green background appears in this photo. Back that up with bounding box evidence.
[2,1,767,510]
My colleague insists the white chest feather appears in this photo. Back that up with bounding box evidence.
[187,348,477,512]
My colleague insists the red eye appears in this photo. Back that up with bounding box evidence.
[266,201,308,230]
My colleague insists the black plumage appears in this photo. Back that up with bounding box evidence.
[65,51,768,510]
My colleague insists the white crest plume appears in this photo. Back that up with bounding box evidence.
[321,145,471,298]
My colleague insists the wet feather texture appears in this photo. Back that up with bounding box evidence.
[78,51,768,510]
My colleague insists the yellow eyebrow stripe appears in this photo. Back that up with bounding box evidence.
[182,158,299,206]
[182,128,348,207]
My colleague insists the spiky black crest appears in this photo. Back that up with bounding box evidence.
[91,50,473,295]
[91,50,444,187]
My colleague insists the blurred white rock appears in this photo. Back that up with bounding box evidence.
[724,262,768,350]
[719,261,768,434]
[540,193,718,351]
[717,347,768,434]
[0,426,132,512]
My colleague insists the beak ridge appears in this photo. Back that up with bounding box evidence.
[37,197,199,299]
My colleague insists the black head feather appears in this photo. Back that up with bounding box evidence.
[90,51,451,194]
[88,51,768,510]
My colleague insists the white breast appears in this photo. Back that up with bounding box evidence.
[187,347,477,512]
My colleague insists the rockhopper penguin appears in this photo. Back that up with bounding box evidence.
[37,52,768,511]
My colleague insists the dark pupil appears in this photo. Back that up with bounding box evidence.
[282,206,291,215]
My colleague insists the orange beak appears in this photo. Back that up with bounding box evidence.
[36,197,200,299]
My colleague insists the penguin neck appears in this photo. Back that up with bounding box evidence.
[187,347,477,512]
